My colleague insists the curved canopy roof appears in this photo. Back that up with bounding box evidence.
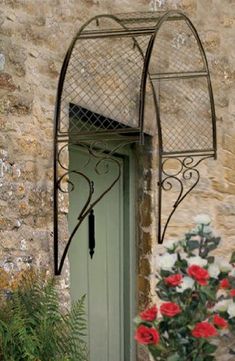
[55,10,216,157]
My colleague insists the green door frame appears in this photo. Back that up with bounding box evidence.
[114,146,136,361]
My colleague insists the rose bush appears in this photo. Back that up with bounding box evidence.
[134,215,235,361]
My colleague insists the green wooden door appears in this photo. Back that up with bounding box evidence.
[68,145,135,361]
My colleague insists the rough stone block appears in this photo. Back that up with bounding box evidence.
[0,73,16,91]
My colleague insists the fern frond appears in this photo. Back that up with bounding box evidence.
[57,295,88,361]
[0,271,88,361]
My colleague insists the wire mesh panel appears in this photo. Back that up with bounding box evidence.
[149,15,215,156]
[59,17,151,137]
[157,77,213,154]
[150,19,205,74]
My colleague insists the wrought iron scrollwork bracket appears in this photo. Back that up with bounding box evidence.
[54,140,133,275]
[158,155,214,244]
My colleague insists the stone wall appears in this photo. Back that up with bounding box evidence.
[0,0,234,360]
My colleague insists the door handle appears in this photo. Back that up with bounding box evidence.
[88,209,95,259]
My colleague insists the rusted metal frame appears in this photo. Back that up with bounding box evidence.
[148,10,216,157]
[54,42,75,275]
[57,138,140,148]
[138,12,185,147]
[54,14,147,275]
[160,155,214,243]
[56,13,147,135]
[57,127,142,136]
[54,10,217,274]
[56,150,122,275]
[78,24,186,39]
[57,134,140,143]
[56,138,139,275]
[116,11,183,24]
[139,11,181,245]
[162,149,215,157]
[141,10,217,244]
[138,11,169,245]
[79,28,157,39]
[182,13,217,160]
[207,75,217,159]
[150,71,208,81]
[78,14,184,39]
[121,15,183,24]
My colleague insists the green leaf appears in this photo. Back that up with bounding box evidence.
[160,270,172,278]
[187,240,200,251]
[199,291,207,304]
[167,353,181,361]
[0,272,88,361]
[148,345,161,358]
[202,342,217,354]
[201,287,216,301]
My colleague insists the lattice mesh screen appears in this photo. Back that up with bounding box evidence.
[150,19,205,73]
[60,17,151,134]
[57,12,215,155]
[157,77,213,153]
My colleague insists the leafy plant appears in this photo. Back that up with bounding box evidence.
[0,270,88,361]
[134,215,235,361]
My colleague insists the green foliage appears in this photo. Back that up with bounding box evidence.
[0,272,88,361]
[184,225,221,259]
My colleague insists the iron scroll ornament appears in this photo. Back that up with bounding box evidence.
[55,141,126,275]
[158,155,214,244]
[53,10,217,275]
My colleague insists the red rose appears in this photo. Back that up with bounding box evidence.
[230,289,235,297]
[135,325,160,345]
[192,322,218,338]
[187,265,209,286]
[219,278,230,289]
[140,305,158,321]
[164,274,183,287]
[160,302,181,317]
[213,314,228,329]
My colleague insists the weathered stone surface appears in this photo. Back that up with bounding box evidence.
[141,231,153,255]
[7,44,27,77]
[0,1,234,360]
[0,73,16,91]
[7,94,33,115]
[140,194,153,228]
[139,257,151,276]
[201,30,220,51]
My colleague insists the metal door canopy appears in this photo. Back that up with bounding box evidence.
[54,10,217,275]
[55,10,216,155]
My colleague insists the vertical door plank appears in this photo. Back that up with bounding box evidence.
[69,148,123,361]
[106,158,123,361]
